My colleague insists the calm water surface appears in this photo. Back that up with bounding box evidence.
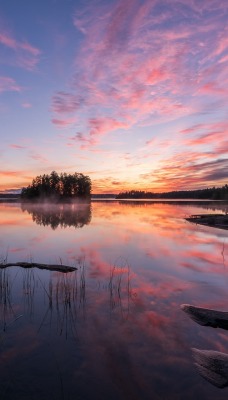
[0,200,228,399]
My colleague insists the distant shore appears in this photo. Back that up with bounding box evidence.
[1,194,228,204]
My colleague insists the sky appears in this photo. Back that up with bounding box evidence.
[0,0,227,194]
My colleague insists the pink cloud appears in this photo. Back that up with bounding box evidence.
[69,117,129,149]
[0,76,22,93]
[89,117,128,137]
[145,138,156,146]
[0,170,22,177]
[186,131,226,146]
[19,41,41,56]
[0,32,40,55]
[52,91,83,113]
[9,144,26,149]
[51,117,76,127]
[9,247,26,253]
[180,121,227,135]
[0,30,41,70]
[198,81,227,95]
[29,152,48,163]
[21,102,32,108]
[49,0,228,155]
[100,0,138,52]
[180,124,205,134]
[180,121,228,155]
[141,155,228,191]
[211,34,228,58]
[70,132,97,148]
[0,32,15,48]
[146,68,168,85]
[59,2,196,139]
[219,54,228,63]
[214,139,228,156]
[0,170,34,192]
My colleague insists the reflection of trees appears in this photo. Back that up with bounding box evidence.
[21,202,92,230]
[118,200,228,213]
[0,269,14,333]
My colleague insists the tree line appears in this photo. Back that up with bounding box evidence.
[116,184,228,200]
[21,171,91,201]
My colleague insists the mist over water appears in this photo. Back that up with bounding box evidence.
[0,200,228,399]
[21,202,92,229]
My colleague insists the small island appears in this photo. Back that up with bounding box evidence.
[21,171,91,202]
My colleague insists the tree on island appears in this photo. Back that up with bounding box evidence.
[21,171,92,201]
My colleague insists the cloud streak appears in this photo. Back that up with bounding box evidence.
[0,29,41,70]
[0,76,22,93]
[51,0,227,153]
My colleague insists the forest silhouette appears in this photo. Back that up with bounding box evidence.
[116,184,228,200]
[21,171,91,201]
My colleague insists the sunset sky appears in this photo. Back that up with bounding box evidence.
[0,0,227,194]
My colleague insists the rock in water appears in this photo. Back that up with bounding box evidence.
[181,304,228,330]
[192,348,228,388]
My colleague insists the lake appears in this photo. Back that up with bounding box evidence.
[0,200,228,399]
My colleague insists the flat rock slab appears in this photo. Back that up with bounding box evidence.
[186,214,228,230]
[192,348,228,388]
[181,304,228,330]
[0,262,77,273]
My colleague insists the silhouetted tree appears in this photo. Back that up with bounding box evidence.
[21,171,92,201]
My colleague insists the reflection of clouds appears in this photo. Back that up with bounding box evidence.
[181,247,227,271]
[0,219,25,226]
[0,203,30,227]
[180,261,203,272]
[29,234,47,245]
[9,247,25,253]
[183,249,222,265]
[79,202,228,288]
[0,320,39,367]
[1,201,228,397]
[78,246,111,279]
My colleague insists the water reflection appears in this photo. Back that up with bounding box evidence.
[0,264,142,399]
[181,304,228,389]
[0,261,132,337]
[118,199,228,213]
[0,269,14,333]
[21,202,92,229]
[1,201,228,399]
